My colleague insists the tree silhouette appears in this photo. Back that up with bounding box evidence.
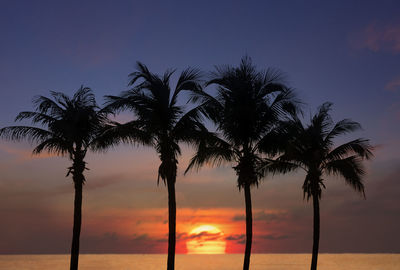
[267,102,373,270]
[102,62,208,270]
[0,87,107,270]
[185,57,299,270]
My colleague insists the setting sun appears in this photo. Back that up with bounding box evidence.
[186,225,226,254]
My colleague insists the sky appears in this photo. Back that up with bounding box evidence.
[0,0,400,254]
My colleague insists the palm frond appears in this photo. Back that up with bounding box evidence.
[73,86,96,107]
[325,156,366,197]
[324,119,362,143]
[258,68,287,97]
[269,88,303,119]
[32,137,71,155]
[50,91,71,108]
[188,89,223,123]
[311,102,333,137]
[172,105,203,136]
[325,138,374,162]
[32,95,65,116]
[259,158,300,177]
[163,69,175,85]
[171,68,203,104]
[103,93,140,115]
[128,61,153,86]
[185,136,234,174]
[0,126,52,143]
[91,120,151,151]
[15,111,57,125]
[256,125,287,156]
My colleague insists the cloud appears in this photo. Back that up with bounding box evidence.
[178,231,224,241]
[232,210,289,223]
[351,21,400,54]
[224,232,291,246]
[130,233,152,242]
[0,143,55,161]
[385,76,400,91]
[84,173,127,191]
[225,234,245,244]
[259,234,291,240]
[81,232,167,253]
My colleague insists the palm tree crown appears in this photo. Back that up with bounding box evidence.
[103,62,207,183]
[187,57,299,187]
[0,86,106,160]
[270,102,373,199]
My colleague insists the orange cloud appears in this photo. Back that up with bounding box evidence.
[0,143,55,161]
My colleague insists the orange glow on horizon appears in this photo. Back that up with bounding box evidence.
[186,225,226,254]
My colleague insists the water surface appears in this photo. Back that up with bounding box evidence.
[0,254,399,270]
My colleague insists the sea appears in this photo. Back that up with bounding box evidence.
[0,254,399,270]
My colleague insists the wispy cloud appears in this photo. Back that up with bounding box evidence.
[225,234,245,244]
[259,233,291,240]
[385,76,400,91]
[351,21,400,54]
[232,210,289,223]
[0,143,54,161]
[81,232,166,253]
[178,231,224,241]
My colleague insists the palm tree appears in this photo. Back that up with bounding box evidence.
[267,102,373,270]
[185,57,299,270]
[102,62,207,270]
[0,87,107,270]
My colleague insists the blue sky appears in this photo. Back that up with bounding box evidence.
[0,0,399,253]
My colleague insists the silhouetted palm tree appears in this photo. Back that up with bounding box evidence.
[103,62,207,270]
[185,57,299,270]
[0,87,107,270]
[267,102,373,270]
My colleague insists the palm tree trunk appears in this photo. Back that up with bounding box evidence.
[167,179,176,270]
[243,183,253,270]
[310,193,320,270]
[70,179,82,270]
[70,152,85,270]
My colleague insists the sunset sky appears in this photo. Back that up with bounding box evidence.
[1,0,400,254]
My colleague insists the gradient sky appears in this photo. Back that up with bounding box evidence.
[1,0,400,254]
